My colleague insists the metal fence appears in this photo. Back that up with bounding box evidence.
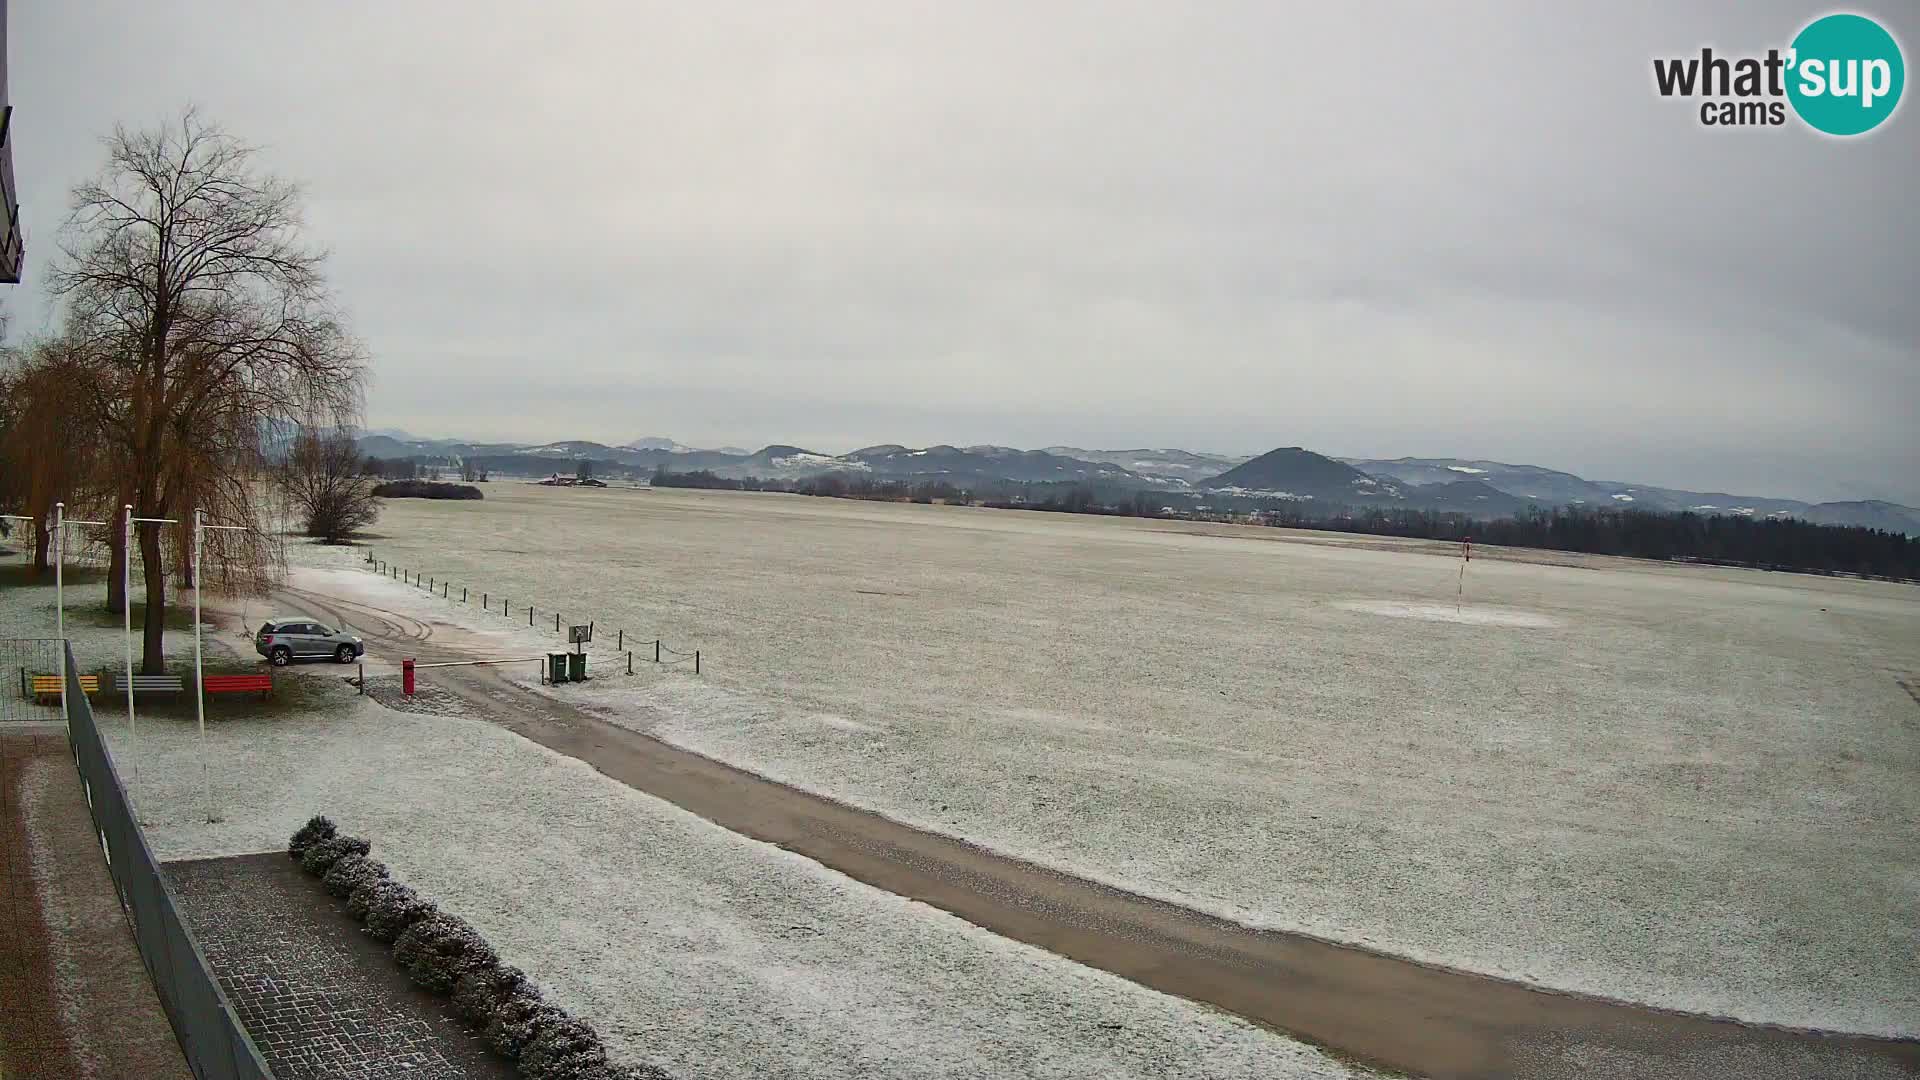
[2,638,64,723]
[63,642,275,1080]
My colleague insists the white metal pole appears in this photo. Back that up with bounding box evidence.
[53,503,66,724]
[124,506,136,785]
[194,507,209,822]
[122,511,179,793]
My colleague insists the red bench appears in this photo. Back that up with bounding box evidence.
[202,673,274,700]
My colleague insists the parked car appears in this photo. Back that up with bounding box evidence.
[255,619,365,666]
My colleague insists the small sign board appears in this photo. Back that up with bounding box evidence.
[568,624,593,644]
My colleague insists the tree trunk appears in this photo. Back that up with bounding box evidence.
[107,523,127,612]
[138,523,168,674]
[31,520,50,575]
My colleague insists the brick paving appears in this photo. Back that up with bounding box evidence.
[167,851,515,1079]
[0,726,190,1079]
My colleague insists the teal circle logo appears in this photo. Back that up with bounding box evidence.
[1787,13,1905,135]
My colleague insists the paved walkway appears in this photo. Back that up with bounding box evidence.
[0,726,190,1080]
[168,853,515,1080]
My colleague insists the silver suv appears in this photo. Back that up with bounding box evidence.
[255,620,366,666]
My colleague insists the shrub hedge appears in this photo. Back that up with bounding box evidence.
[287,817,659,1079]
[323,853,388,899]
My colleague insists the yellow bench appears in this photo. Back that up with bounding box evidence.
[30,674,99,702]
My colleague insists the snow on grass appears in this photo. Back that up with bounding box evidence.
[103,689,1361,1080]
[0,548,241,675]
[305,486,1920,1037]
[1331,600,1561,628]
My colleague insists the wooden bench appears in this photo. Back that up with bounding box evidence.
[113,674,186,696]
[202,673,274,700]
[29,674,99,702]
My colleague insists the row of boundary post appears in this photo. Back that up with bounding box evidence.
[362,551,701,678]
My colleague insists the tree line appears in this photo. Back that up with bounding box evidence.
[653,469,1920,580]
[0,110,371,671]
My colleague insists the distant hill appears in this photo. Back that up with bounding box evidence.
[845,444,1160,486]
[1202,447,1402,503]
[1796,500,1920,535]
[1043,447,1247,482]
[1342,457,1615,506]
[1406,478,1532,516]
[1339,455,1916,533]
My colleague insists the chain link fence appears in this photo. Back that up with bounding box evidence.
[63,643,275,1079]
[2,638,65,723]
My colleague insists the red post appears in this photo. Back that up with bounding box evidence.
[403,658,415,697]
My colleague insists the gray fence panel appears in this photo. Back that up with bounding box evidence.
[2,637,64,722]
[64,643,274,1080]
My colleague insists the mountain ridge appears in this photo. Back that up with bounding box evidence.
[354,433,1918,534]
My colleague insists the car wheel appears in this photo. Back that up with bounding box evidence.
[270,646,292,666]
[336,645,356,664]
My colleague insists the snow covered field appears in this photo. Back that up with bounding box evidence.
[321,484,1920,1035]
[95,687,1357,1080]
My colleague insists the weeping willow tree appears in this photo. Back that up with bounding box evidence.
[0,337,113,574]
[49,108,364,672]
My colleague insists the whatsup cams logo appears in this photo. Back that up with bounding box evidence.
[1653,12,1905,135]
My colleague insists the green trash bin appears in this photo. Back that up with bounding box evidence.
[567,651,587,682]
[547,652,571,684]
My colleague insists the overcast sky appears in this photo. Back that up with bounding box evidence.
[7,2,1916,503]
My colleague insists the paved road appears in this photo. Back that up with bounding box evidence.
[275,583,1920,1080]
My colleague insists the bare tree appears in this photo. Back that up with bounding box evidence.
[276,427,381,543]
[50,109,365,672]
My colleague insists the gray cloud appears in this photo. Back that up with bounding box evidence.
[7,1,1916,502]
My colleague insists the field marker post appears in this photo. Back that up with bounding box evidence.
[695,651,700,675]
[555,613,560,632]
[528,606,534,626]
[358,662,364,695]
[442,582,447,598]
[655,640,661,663]
[627,651,633,675]
[617,629,623,651]
[462,587,467,603]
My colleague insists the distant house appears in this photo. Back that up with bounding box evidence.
[538,474,607,488]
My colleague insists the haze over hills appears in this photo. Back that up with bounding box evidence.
[1040,447,1249,483]
[354,433,1920,535]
